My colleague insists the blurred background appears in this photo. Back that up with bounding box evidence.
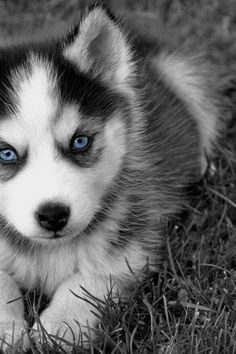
[0,0,235,55]
[1,0,236,90]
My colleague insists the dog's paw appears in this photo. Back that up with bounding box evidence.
[31,312,86,352]
[0,320,28,352]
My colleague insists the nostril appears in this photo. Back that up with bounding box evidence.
[37,214,48,222]
[36,202,70,232]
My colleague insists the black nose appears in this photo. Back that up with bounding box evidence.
[35,202,70,232]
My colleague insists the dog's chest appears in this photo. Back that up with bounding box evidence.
[2,244,78,296]
[0,232,150,298]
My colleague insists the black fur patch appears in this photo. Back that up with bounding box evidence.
[0,46,31,116]
[57,139,104,168]
[52,55,125,118]
[0,38,126,122]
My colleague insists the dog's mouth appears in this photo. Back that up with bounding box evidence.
[38,231,76,241]
[51,233,63,240]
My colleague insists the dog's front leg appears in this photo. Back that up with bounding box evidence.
[32,272,113,350]
[0,270,27,351]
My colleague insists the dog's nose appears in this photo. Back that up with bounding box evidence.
[35,202,70,232]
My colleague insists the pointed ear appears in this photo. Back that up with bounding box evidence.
[63,5,134,90]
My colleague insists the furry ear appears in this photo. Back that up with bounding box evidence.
[63,4,134,90]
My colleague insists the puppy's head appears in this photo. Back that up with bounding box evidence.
[0,5,136,245]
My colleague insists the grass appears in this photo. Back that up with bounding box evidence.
[1,0,236,353]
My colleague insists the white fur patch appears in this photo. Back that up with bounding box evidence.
[0,223,149,296]
[13,56,58,128]
[0,57,58,152]
[157,54,219,173]
[0,270,27,350]
[0,211,151,348]
[0,63,127,242]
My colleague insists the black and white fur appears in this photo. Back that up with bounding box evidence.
[0,4,219,351]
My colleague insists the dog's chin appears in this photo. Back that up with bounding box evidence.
[32,231,80,243]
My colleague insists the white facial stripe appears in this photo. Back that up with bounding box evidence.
[0,119,27,153]
[13,56,58,132]
[0,57,60,153]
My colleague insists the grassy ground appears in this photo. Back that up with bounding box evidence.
[1,0,236,353]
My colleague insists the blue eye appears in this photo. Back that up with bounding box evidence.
[0,149,17,163]
[72,136,91,152]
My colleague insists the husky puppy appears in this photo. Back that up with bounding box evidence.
[0,3,218,351]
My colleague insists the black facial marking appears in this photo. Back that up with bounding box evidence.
[57,141,104,168]
[52,55,125,119]
[0,46,30,119]
[0,35,127,123]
